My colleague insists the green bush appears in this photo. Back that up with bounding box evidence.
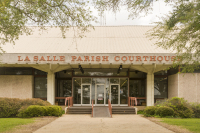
[17,105,63,118]
[156,97,193,118]
[190,103,200,118]
[45,106,63,116]
[144,106,157,117]
[0,98,51,118]
[137,110,144,114]
[155,106,174,117]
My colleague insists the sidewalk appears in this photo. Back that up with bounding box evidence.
[34,114,174,133]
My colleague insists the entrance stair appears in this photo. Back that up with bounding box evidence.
[66,107,92,114]
[66,106,136,115]
[112,107,136,114]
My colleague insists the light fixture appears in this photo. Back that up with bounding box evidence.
[79,65,84,74]
[135,70,138,74]
[117,65,122,74]
[119,65,122,70]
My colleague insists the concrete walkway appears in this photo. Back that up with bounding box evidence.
[34,115,174,133]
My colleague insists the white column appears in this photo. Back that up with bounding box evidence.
[146,73,154,106]
[47,71,55,105]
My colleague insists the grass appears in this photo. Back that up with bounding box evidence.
[0,118,35,132]
[160,118,200,133]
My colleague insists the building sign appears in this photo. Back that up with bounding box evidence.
[17,55,175,62]
[1,53,176,65]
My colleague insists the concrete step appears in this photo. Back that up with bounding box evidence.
[66,107,92,114]
[67,112,91,114]
[112,107,136,114]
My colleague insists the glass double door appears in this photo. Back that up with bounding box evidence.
[80,83,120,105]
[95,84,105,105]
[81,84,105,105]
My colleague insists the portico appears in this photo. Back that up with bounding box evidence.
[0,53,173,106]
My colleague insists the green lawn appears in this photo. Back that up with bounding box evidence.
[160,118,200,133]
[0,118,35,132]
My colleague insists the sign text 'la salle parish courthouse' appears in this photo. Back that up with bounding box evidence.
[18,55,177,62]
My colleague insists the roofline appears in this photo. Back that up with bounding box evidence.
[1,52,175,54]
[24,25,155,28]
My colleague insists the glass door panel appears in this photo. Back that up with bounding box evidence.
[96,85,105,104]
[73,78,81,104]
[111,85,119,104]
[82,85,91,104]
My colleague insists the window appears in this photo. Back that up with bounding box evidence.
[154,77,168,98]
[120,78,128,104]
[73,69,128,76]
[129,80,145,97]
[34,77,47,98]
[0,67,32,75]
[129,71,146,78]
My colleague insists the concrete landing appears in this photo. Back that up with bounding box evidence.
[93,107,111,118]
[34,115,174,133]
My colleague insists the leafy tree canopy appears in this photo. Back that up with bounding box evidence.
[0,0,199,72]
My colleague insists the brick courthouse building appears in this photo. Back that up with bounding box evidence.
[0,26,199,108]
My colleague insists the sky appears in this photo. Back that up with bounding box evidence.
[91,0,173,26]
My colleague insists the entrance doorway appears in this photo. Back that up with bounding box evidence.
[96,84,105,105]
[110,84,119,104]
[82,84,91,104]
[73,78,128,106]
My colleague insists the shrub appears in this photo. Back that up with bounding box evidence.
[156,97,193,118]
[45,106,63,116]
[144,106,157,117]
[155,106,174,117]
[18,105,63,118]
[0,98,21,118]
[137,110,144,114]
[21,98,51,106]
[190,103,200,118]
[0,98,51,118]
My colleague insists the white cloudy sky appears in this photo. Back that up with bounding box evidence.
[91,0,173,26]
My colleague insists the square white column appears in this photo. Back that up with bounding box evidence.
[47,72,55,105]
[146,73,154,106]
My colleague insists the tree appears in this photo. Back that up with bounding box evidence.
[0,0,96,52]
[94,0,200,72]
[0,0,199,72]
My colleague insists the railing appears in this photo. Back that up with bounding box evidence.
[128,97,137,107]
[65,97,73,107]
[92,100,94,117]
[108,99,112,118]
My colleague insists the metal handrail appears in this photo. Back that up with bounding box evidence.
[108,99,112,118]
[65,97,73,107]
[92,100,94,117]
[128,97,137,107]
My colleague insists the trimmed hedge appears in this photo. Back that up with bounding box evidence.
[155,106,174,117]
[0,98,51,118]
[144,106,157,117]
[17,105,63,118]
